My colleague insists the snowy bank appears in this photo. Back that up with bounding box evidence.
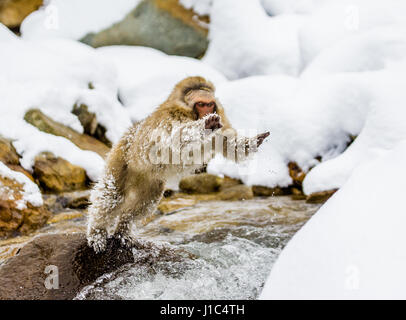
[260,140,406,299]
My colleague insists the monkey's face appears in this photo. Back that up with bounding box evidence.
[186,90,217,119]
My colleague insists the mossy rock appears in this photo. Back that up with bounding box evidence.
[179,173,223,194]
[81,0,209,58]
[33,152,88,193]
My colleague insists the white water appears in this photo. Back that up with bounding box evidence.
[75,197,320,300]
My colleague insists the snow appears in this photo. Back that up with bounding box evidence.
[260,0,329,15]
[260,140,406,299]
[21,0,140,40]
[203,0,302,79]
[0,161,43,209]
[205,0,406,193]
[297,0,406,68]
[179,0,212,16]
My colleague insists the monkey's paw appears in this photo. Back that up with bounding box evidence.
[114,232,137,249]
[87,228,108,253]
[205,114,223,131]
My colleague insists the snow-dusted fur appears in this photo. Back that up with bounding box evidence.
[87,76,259,252]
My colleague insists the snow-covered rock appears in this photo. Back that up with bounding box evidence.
[0,34,131,181]
[21,0,140,40]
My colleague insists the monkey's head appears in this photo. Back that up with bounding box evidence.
[186,89,217,119]
[168,76,221,120]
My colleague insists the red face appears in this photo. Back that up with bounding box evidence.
[194,100,216,119]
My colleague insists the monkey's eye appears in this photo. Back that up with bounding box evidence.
[208,102,215,108]
[196,102,204,108]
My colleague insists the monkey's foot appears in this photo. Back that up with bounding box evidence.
[114,232,137,249]
[87,228,108,253]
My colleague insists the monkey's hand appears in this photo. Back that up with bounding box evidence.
[256,131,270,147]
[205,114,223,131]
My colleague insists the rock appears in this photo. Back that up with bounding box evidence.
[5,164,35,182]
[252,185,290,197]
[158,197,197,214]
[288,161,306,186]
[43,190,90,213]
[220,176,242,190]
[0,175,50,238]
[0,233,192,299]
[47,211,84,225]
[179,173,223,194]
[158,183,253,215]
[61,190,90,209]
[81,0,209,58]
[33,152,88,193]
[0,0,42,29]
[72,104,112,147]
[306,189,337,204]
[290,187,306,200]
[218,185,254,201]
[24,109,110,158]
[0,137,36,182]
[0,136,20,165]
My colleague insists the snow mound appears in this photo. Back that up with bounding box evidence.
[203,0,302,80]
[260,140,406,299]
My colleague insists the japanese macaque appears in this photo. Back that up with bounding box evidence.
[87,76,270,253]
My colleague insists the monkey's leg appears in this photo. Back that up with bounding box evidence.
[87,185,124,253]
[114,180,164,247]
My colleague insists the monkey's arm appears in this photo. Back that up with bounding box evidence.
[146,114,220,166]
[214,128,270,163]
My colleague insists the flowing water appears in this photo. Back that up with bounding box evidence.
[75,196,321,300]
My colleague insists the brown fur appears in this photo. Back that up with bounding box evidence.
[87,76,259,252]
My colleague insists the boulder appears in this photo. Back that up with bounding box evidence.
[81,0,209,58]
[0,233,192,300]
[43,190,90,213]
[47,211,84,225]
[218,185,254,201]
[179,173,223,194]
[157,197,197,214]
[306,189,337,204]
[72,104,112,147]
[252,185,290,197]
[0,0,42,29]
[220,176,242,190]
[290,187,306,200]
[0,136,20,165]
[288,161,306,186]
[0,175,50,238]
[33,152,88,193]
[24,109,110,158]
